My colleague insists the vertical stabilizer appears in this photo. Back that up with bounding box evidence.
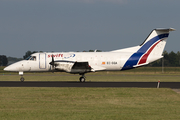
[122,28,175,70]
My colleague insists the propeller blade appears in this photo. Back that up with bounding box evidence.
[52,54,54,63]
[49,54,55,71]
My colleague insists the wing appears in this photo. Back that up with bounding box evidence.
[53,60,92,74]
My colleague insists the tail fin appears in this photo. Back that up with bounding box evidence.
[137,28,175,65]
[122,28,175,70]
[139,28,175,54]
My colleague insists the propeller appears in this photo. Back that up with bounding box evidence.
[49,54,56,71]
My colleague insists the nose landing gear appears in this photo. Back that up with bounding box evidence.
[20,76,25,82]
[19,71,24,82]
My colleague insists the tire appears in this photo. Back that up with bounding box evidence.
[20,77,25,82]
[79,77,85,82]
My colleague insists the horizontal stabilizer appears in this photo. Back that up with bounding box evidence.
[133,62,149,68]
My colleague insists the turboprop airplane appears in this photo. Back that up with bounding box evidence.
[4,28,175,82]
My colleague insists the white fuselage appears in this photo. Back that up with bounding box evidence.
[6,52,133,72]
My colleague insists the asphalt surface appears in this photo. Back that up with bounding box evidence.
[0,81,180,88]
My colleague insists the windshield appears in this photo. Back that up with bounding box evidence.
[25,56,36,61]
[26,56,32,60]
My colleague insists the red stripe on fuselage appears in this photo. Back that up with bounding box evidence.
[138,40,162,65]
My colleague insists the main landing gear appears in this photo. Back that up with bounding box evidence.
[79,74,86,82]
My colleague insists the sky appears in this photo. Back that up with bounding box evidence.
[0,0,179,58]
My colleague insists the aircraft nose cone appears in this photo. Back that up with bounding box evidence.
[4,66,12,71]
[3,64,17,71]
[3,60,30,72]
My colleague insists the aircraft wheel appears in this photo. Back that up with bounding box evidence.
[79,77,85,82]
[20,77,25,82]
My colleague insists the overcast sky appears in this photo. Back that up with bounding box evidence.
[0,0,179,58]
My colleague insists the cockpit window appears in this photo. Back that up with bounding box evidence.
[26,56,36,61]
[26,56,32,60]
[30,56,36,61]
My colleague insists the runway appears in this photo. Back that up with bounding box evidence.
[0,81,180,88]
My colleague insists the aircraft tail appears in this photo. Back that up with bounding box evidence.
[122,28,175,70]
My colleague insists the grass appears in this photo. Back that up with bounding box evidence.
[1,66,180,119]
[0,88,180,120]
[1,71,180,82]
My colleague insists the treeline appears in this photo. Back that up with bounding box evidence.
[24,50,180,67]
[0,55,23,66]
[149,51,180,67]
[1,51,180,67]
[8,57,23,65]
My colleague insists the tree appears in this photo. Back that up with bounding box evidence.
[148,51,180,67]
[177,51,180,66]
[23,51,38,59]
[168,51,178,66]
[163,51,170,66]
[88,50,102,52]
[0,55,8,66]
[7,57,23,65]
[89,50,94,52]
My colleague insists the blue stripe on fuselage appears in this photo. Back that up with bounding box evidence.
[121,33,169,70]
